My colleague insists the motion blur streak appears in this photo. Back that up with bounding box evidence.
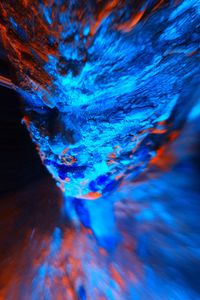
[0,0,200,299]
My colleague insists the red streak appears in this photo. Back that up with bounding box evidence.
[117,9,146,33]
[81,191,102,200]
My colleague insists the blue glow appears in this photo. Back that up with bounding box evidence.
[1,0,200,299]
[19,0,199,200]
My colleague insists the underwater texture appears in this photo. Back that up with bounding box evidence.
[0,0,200,299]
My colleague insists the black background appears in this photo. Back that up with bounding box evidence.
[0,58,48,193]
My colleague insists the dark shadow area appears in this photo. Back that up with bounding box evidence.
[0,83,48,193]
